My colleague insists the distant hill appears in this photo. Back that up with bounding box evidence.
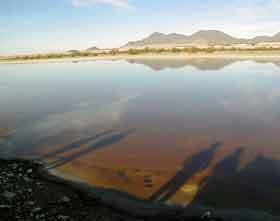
[251,32,280,43]
[67,50,80,54]
[86,46,100,51]
[122,30,280,48]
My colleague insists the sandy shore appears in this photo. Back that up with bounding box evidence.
[1,52,280,65]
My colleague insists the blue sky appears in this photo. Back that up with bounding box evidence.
[1,0,280,55]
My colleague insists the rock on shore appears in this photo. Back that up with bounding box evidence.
[0,159,213,221]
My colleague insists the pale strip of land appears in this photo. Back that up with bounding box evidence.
[1,51,280,65]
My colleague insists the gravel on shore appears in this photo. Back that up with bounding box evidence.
[0,159,219,221]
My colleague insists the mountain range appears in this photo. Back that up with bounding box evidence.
[123,30,280,48]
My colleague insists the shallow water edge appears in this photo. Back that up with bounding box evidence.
[1,157,279,221]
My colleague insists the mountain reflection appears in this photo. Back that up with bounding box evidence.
[126,58,280,71]
[1,59,280,216]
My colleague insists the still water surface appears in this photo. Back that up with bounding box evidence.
[0,58,280,214]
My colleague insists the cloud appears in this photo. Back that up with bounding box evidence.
[72,0,132,9]
[232,0,280,21]
[206,0,280,37]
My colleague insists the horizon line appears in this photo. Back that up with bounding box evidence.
[1,29,280,57]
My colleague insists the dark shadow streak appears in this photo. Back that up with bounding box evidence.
[188,147,244,208]
[47,129,135,169]
[39,130,114,160]
[208,147,244,177]
[189,147,280,215]
[149,141,222,202]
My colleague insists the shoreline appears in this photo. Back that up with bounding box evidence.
[0,158,209,221]
[1,158,279,221]
[1,52,280,65]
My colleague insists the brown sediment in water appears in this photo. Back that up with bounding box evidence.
[0,158,226,221]
[37,134,280,216]
[0,128,11,137]
[2,58,280,220]
[1,158,279,221]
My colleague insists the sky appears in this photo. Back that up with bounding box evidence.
[1,0,280,55]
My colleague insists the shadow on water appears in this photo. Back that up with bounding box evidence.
[189,148,280,215]
[210,147,244,177]
[147,140,280,215]
[149,141,222,202]
[39,130,114,160]
[46,128,135,169]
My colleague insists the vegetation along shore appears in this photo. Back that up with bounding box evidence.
[1,47,280,64]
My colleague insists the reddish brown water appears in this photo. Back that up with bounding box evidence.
[1,58,280,214]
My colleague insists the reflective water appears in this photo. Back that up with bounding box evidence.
[0,58,280,214]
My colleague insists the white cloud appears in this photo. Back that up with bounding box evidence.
[72,0,132,9]
[204,0,280,38]
[232,0,280,21]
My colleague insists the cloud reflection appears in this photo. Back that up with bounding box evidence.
[0,94,140,157]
